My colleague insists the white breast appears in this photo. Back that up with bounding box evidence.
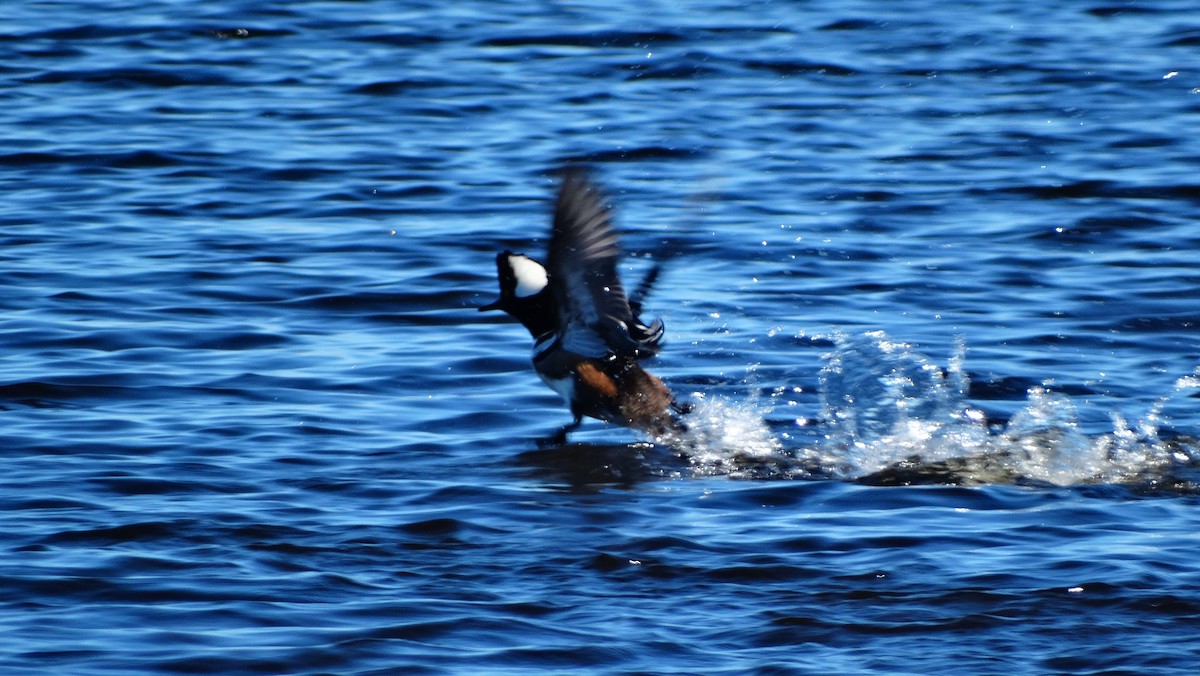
[532,336,574,405]
[538,370,575,406]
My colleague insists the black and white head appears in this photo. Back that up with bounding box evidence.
[479,251,556,338]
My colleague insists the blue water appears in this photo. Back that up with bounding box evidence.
[4,0,1200,673]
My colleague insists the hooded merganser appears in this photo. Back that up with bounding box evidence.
[481,168,683,443]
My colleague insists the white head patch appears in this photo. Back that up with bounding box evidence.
[509,254,548,298]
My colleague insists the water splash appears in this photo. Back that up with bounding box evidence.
[803,331,1200,487]
[1002,387,1106,485]
[808,331,993,477]
[650,331,1197,488]
[662,391,790,478]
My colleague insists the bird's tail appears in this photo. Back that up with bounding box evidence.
[627,262,662,318]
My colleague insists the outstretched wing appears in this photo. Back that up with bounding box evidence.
[548,168,663,358]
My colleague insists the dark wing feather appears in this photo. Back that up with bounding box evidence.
[548,168,663,358]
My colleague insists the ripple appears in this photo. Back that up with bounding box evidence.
[478,30,685,48]
[23,67,237,87]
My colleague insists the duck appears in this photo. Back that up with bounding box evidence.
[480,168,684,443]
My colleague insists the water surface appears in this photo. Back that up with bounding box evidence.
[3,1,1200,673]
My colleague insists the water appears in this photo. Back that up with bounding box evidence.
[3,0,1200,673]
